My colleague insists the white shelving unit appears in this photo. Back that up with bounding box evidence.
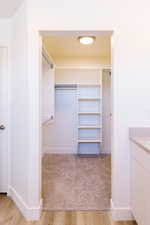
[77,84,102,155]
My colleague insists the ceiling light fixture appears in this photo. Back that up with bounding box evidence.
[78,36,96,45]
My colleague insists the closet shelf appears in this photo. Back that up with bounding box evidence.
[78,97,102,101]
[78,139,102,143]
[78,126,102,129]
[77,82,102,155]
[78,112,101,115]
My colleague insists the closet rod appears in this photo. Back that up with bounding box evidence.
[55,84,77,90]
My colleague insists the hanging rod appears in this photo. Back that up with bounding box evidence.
[55,84,77,90]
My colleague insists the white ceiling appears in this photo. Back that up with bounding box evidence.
[0,0,22,17]
[43,36,111,60]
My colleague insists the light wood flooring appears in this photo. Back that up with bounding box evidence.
[0,195,137,225]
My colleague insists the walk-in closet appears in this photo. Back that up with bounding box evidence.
[41,33,111,211]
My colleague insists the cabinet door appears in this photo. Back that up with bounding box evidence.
[131,143,150,225]
[42,57,55,123]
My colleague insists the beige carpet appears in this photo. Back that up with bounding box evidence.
[42,154,111,211]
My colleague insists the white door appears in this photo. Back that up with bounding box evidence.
[102,70,111,154]
[0,47,8,193]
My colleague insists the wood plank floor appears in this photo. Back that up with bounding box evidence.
[0,195,137,225]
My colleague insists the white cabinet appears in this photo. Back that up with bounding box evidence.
[130,142,150,225]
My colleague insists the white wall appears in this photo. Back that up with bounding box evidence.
[25,0,150,220]
[9,1,39,220]
[0,19,10,46]
[56,68,102,84]
[11,1,28,200]
[50,56,110,67]
[43,88,77,154]
[102,70,111,154]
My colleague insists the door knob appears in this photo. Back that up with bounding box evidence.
[0,125,5,130]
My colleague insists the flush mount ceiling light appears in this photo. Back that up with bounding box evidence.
[78,36,96,45]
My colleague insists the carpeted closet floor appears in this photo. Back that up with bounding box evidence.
[42,154,111,211]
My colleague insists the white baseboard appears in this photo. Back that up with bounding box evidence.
[43,146,111,155]
[43,146,77,154]
[111,199,134,221]
[9,186,41,221]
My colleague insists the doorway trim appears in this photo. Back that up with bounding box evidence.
[38,30,113,214]
[23,29,115,220]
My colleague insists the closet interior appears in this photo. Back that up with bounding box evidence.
[41,33,111,211]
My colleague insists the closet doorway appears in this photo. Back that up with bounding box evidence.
[41,32,112,211]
